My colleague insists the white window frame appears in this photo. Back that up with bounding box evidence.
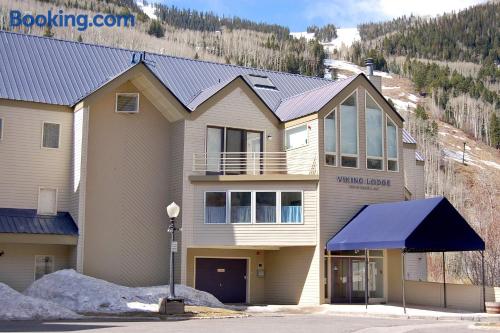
[115,93,140,113]
[386,115,399,172]
[279,190,304,224]
[284,123,309,151]
[0,117,3,141]
[204,191,228,224]
[204,190,304,225]
[254,191,278,224]
[34,255,55,281]
[37,187,58,215]
[324,108,338,167]
[228,190,253,224]
[339,90,359,169]
[41,122,61,149]
[365,92,385,171]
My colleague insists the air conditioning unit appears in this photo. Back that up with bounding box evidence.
[116,93,139,113]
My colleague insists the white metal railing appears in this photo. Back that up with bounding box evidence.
[192,152,317,175]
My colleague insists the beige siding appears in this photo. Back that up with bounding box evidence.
[318,84,405,246]
[285,119,318,175]
[264,246,320,304]
[181,81,283,282]
[186,246,320,304]
[415,164,425,199]
[189,182,318,247]
[83,81,172,286]
[0,105,73,211]
[0,243,73,291]
[403,145,417,199]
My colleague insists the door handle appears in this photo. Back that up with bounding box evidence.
[219,283,223,287]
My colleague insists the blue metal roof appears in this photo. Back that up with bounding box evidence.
[402,128,417,144]
[0,208,78,236]
[0,31,402,122]
[326,197,484,252]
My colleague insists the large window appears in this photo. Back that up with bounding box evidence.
[230,192,252,223]
[324,110,337,166]
[340,93,358,168]
[42,122,60,149]
[285,124,308,150]
[204,190,303,224]
[205,192,226,224]
[256,192,277,223]
[386,117,398,171]
[365,93,383,170]
[281,192,303,224]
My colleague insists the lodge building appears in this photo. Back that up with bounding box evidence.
[0,31,485,307]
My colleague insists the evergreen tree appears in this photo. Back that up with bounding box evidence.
[147,20,165,38]
[43,26,54,38]
[77,35,83,43]
[489,113,500,149]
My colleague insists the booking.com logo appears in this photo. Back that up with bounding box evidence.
[10,9,135,31]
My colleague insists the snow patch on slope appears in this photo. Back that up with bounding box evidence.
[24,270,224,314]
[0,283,79,320]
[290,32,315,41]
[324,59,392,78]
[325,28,360,49]
[136,0,157,20]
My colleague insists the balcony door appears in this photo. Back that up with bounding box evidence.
[206,127,263,175]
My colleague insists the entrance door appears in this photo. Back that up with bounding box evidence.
[331,257,366,303]
[195,258,247,303]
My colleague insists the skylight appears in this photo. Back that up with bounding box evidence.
[248,74,277,90]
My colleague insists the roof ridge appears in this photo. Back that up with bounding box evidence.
[278,75,356,105]
[0,30,333,83]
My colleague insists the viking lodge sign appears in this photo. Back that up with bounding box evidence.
[336,176,391,190]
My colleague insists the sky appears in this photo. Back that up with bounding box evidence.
[155,0,487,31]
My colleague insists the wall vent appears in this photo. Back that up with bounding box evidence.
[116,93,139,113]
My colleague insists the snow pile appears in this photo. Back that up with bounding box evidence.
[0,283,79,320]
[136,0,157,20]
[24,270,224,314]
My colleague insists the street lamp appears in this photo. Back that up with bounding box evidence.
[159,202,184,315]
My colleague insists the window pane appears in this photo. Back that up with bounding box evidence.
[256,192,276,223]
[366,95,383,158]
[207,127,223,173]
[325,154,336,166]
[388,159,398,171]
[340,94,357,155]
[341,156,358,168]
[281,192,302,223]
[43,123,60,148]
[367,158,383,170]
[285,125,307,149]
[230,192,251,223]
[387,119,397,159]
[205,192,226,224]
[325,111,336,153]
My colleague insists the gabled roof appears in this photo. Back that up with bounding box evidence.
[326,196,484,252]
[0,31,403,123]
[0,208,78,236]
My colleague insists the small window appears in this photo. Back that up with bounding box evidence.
[366,93,383,170]
[42,122,60,149]
[230,192,252,223]
[340,93,358,168]
[386,117,398,171]
[281,192,302,224]
[247,74,277,90]
[285,124,308,150]
[0,118,3,140]
[256,192,276,223]
[38,188,57,215]
[116,93,139,113]
[324,110,337,166]
[34,255,54,280]
[205,192,227,224]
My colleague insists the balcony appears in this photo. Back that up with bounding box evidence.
[192,152,318,179]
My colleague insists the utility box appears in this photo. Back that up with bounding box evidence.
[159,298,185,315]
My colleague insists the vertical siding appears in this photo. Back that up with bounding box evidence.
[83,81,172,287]
[415,164,425,199]
[0,105,72,211]
[0,243,73,291]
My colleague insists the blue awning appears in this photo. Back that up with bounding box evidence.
[326,197,484,252]
[0,208,78,236]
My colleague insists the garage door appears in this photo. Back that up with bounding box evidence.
[195,258,247,303]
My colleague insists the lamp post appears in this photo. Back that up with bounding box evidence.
[159,202,184,315]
